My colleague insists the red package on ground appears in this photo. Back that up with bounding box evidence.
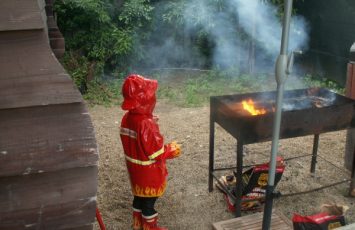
[238,156,285,195]
[292,212,346,230]
[218,157,285,212]
[224,187,265,212]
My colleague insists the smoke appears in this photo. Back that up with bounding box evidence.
[183,0,249,69]
[137,0,309,74]
[229,0,308,57]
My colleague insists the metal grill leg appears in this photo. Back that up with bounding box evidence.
[235,140,244,217]
[311,134,320,174]
[208,120,215,192]
[350,148,355,197]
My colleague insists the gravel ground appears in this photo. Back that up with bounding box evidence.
[89,102,355,230]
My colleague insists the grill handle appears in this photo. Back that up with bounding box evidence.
[287,50,303,75]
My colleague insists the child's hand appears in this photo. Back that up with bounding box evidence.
[164,141,181,159]
[170,141,181,158]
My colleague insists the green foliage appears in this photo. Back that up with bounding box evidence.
[56,0,311,103]
[302,74,345,94]
[61,51,89,92]
[117,0,154,65]
[154,71,345,108]
[161,1,185,27]
[55,0,117,61]
[81,69,345,107]
[119,0,154,27]
[266,0,304,18]
[84,80,123,106]
[54,0,154,90]
[155,70,276,107]
[157,0,236,68]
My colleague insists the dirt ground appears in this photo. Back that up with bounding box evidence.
[89,101,355,230]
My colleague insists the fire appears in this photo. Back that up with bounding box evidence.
[242,99,266,116]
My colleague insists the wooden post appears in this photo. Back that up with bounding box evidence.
[345,42,355,197]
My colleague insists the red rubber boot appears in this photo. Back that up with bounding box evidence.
[142,214,168,230]
[133,209,143,230]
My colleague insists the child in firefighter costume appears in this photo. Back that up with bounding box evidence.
[120,74,181,230]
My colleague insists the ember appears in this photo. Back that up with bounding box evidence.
[242,99,266,116]
[282,95,334,110]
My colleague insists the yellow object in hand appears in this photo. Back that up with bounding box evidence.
[170,141,181,157]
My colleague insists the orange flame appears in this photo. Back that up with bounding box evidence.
[242,99,266,116]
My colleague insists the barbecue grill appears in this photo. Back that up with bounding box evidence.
[208,87,355,217]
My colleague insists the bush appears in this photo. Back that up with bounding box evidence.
[54,0,153,89]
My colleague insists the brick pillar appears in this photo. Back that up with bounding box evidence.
[345,42,355,197]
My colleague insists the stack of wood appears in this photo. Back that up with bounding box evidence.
[0,0,98,229]
[212,211,292,230]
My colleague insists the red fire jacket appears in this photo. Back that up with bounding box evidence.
[120,75,179,198]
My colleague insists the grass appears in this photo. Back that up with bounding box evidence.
[155,72,273,107]
[84,70,345,107]
[83,79,124,106]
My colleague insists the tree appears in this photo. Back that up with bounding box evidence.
[54,0,153,92]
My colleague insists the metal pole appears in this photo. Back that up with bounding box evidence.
[208,98,216,192]
[235,139,244,217]
[262,0,293,229]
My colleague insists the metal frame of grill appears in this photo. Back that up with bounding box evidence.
[208,87,355,217]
